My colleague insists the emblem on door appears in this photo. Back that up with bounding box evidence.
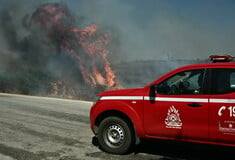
[165,106,182,129]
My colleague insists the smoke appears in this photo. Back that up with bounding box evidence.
[1,0,235,64]
[0,0,235,96]
[77,0,235,61]
[0,0,121,98]
[0,1,90,97]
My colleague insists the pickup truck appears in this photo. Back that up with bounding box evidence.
[90,55,235,154]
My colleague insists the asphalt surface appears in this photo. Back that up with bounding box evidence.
[0,93,234,160]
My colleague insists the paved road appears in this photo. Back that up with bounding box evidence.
[0,93,234,160]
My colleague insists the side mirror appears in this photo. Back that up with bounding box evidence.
[149,84,158,103]
[150,84,158,95]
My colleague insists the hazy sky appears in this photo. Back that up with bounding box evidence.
[1,0,235,62]
[79,0,235,61]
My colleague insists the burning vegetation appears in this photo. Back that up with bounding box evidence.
[0,3,119,99]
[0,2,207,100]
[30,3,119,89]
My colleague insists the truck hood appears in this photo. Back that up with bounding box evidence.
[97,88,145,97]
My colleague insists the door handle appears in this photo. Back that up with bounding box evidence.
[187,103,202,107]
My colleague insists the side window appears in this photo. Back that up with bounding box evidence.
[157,69,204,95]
[211,68,235,94]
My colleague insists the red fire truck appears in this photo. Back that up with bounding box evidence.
[90,55,235,154]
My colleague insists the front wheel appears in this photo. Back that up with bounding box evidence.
[97,116,135,154]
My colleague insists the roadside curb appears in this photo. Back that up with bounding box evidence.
[0,93,93,105]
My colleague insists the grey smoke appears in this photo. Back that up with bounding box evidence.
[1,0,235,64]
[76,0,235,61]
[0,0,234,94]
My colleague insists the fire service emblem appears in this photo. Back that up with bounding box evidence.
[165,106,182,129]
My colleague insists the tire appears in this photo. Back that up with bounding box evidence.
[97,116,135,154]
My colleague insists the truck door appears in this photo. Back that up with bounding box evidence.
[144,69,209,140]
[209,68,235,144]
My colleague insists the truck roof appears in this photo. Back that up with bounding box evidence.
[181,62,235,69]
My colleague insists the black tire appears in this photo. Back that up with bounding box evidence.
[97,116,135,154]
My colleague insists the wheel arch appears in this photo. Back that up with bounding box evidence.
[95,110,132,129]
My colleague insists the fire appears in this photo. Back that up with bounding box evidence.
[30,3,119,89]
[50,80,77,98]
[50,80,66,97]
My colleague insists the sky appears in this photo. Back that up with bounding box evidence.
[79,0,235,61]
[1,0,235,62]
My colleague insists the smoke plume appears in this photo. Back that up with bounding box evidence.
[0,0,235,98]
[0,1,119,99]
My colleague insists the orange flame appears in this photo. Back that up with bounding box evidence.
[31,3,119,89]
[50,80,66,96]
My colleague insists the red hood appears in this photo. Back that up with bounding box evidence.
[97,88,145,97]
